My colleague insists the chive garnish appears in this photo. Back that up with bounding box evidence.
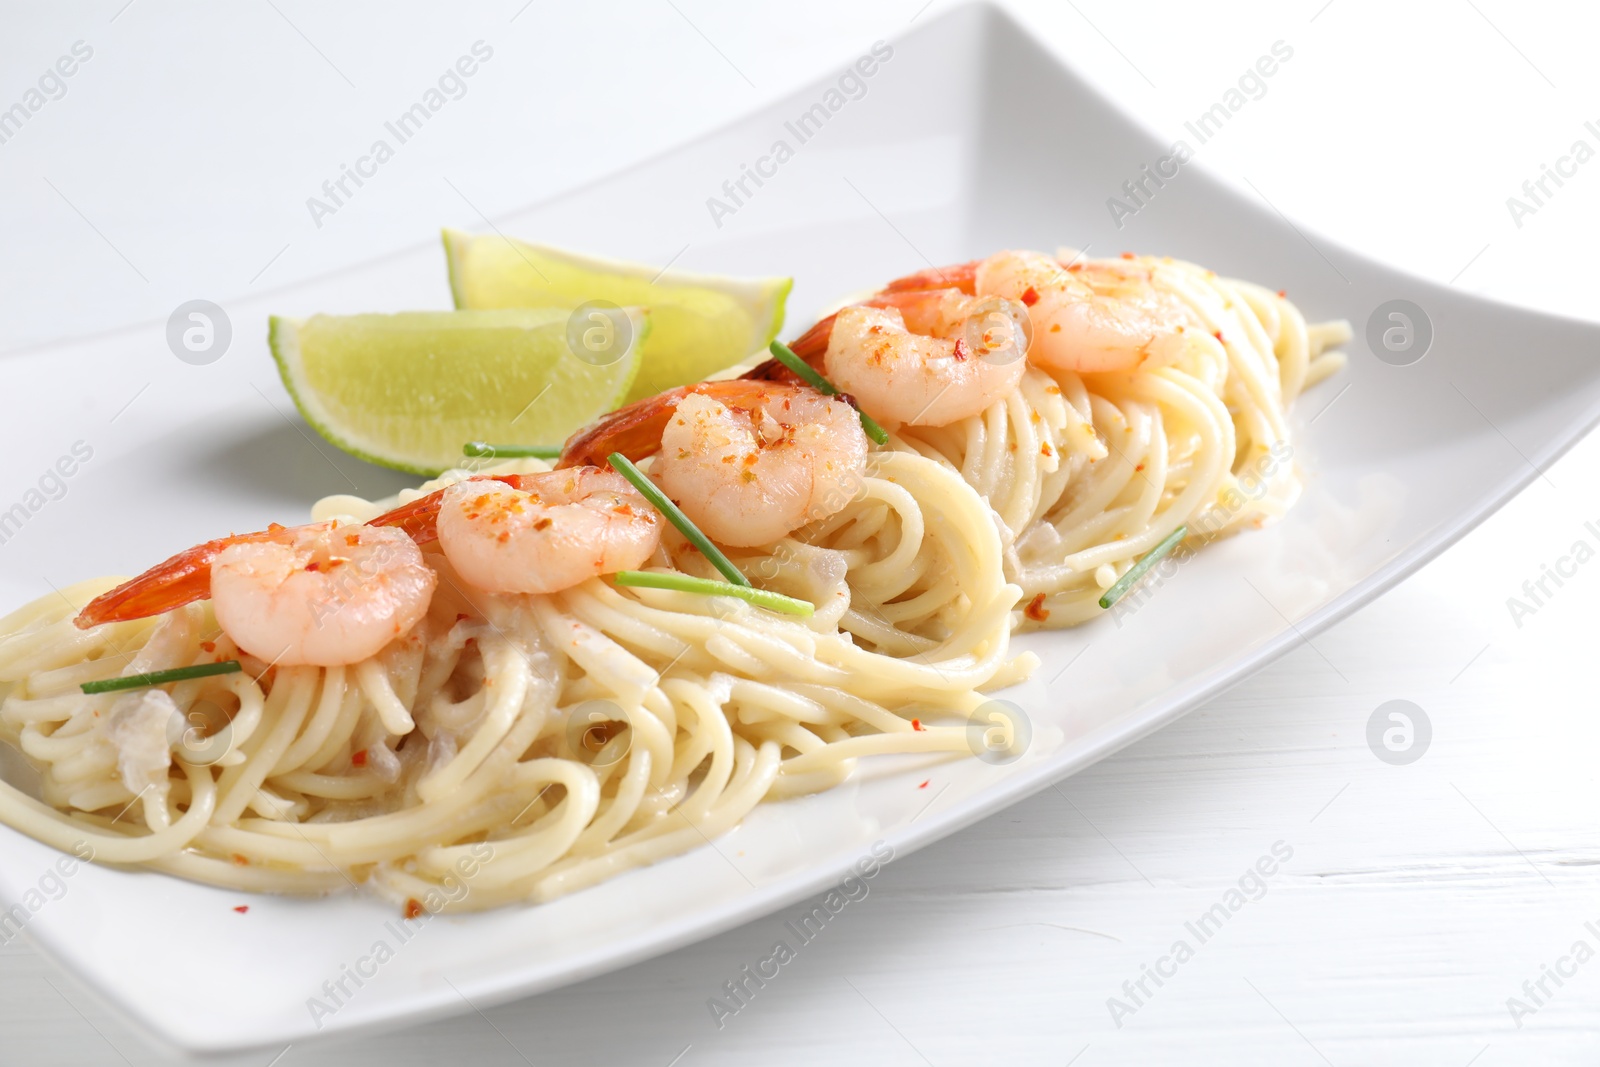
[464,442,563,459]
[81,660,243,695]
[614,571,814,617]
[606,452,751,587]
[768,340,890,445]
[1098,526,1188,610]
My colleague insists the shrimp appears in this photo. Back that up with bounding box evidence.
[783,284,980,363]
[75,523,328,629]
[432,468,662,595]
[772,249,1199,388]
[210,526,435,666]
[821,288,1031,428]
[975,249,1199,373]
[73,467,658,659]
[880,260,979,295]
[559,381,868,549]
[75,523,437,667]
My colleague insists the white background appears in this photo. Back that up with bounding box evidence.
[2,1,1599,1063]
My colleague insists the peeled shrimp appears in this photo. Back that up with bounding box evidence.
[975,249,1199,373]
[76,523,346,629]
[432,468,662,594]
[559,380,868,548]
[821,287,1031,428]
[76,523,436,667]
[776,249,1200,388]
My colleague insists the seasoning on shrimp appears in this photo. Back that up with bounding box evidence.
[559,381,869,549]
[975,249,1201,373]
[823,294,1030,428]
[434,468,662,594]
[76,523,437,667]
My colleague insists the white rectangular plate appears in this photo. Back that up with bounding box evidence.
[4,4,1599,1056]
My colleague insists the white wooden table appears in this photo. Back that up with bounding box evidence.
[3,1,1598,1062]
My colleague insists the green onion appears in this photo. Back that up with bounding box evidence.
[82,660,243,695]
[464,442,563,459]
[1098,526,1188,610]
[614,570,814,617]
[606,452,751,587]
[769,340,890,445]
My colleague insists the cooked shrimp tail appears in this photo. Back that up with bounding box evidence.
[74,523,327,630]
[783,313,839,363]
[367,473,534,544]
[742,353,809,385]
[557,380,782,468]
[776,287,977,366]
[881,259,979,295]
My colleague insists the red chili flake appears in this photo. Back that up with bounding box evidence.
[403,898,425,920]
[304,561,321,572]
[911,718,926,731]
[199,641,216,653]
[1040,442,1053,457]
[456,613,470,622]
[1135,463,1145,472]
[231,853,250,866]
[918,780,930,789]
[351,749,368,767]
[1024,593,1051,622]
[1276,289,1286,298]
[951,337,969,362]
[533,517,553,531]
[1121,251,1135,260]
[233,905,249,914]
[1020,286,1039,307]
[1213,331,1223,342]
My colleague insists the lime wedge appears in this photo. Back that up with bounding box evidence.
[443,229,790,402]
[269,309,645,476]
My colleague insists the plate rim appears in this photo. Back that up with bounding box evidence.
[11,1,1600,1055]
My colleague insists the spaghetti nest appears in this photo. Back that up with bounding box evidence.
[0,250,1349,912]
[885,255,1349,627]
[0,451,1028,911]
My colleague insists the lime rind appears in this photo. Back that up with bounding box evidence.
[442,228,790,403]
[443,228,791,316]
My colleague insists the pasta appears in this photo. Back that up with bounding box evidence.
[836,252,1349,626]
[0,452,1029,911]
[0,245,1345,912]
